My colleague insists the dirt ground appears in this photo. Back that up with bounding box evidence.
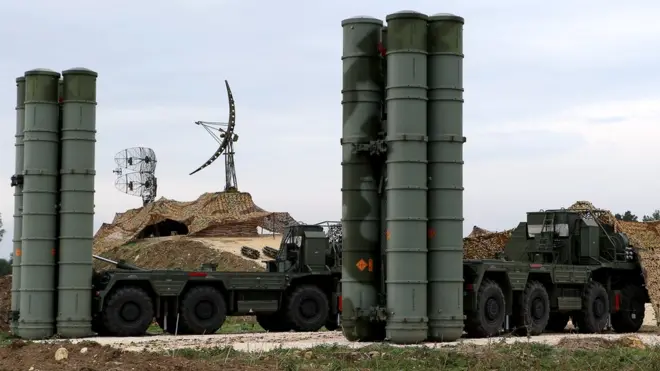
[94,237,265,272]
[0,340,224,371]
[0,276,10,332]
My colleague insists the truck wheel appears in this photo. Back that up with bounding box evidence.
[285,285,329,332]
[179,286,227,335]
[102,286,154,337]
[610,284,646,333]
[92,315,109,336]
[517,281,550,336]
[465,279,506,338]
[325,314,340,331]
[256,312,292,332]
[574,281,609,333]
[545,312,570,332]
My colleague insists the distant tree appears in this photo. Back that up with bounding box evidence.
[0,212,4,243]
[0,258,10,276]
[643,210,660,222]
[8,253,12,266]
[615,211,638,222]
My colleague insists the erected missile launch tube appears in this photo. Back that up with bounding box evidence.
[426,13,466,342]
[384,10,429,344]
[19,68,61,339]
[57,68,98,337]
[11,76,26,335]
[340,16,385,342]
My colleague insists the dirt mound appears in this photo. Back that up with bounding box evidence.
[94,238,264,272]
[0,276,10,332]
[0,340,221,371]
[93,191,297,254]
[464,229,513,260]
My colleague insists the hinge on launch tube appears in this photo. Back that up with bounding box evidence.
[10,174,23,187]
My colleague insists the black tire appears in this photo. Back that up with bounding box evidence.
[178,286,227,335]
[325,313,340,331]
[516,281,550,336]
[285,285,329,332]
[574,281,609,333]
[92,315,109,336]
[465,279,506,338]
[256,312,292,332]
[102,286,154,337]
[545,312,570,332]
[610,284,646,333]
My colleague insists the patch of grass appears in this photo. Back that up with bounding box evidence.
[0,332,15,347]
[167,342,660,371]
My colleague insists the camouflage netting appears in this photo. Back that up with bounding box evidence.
[463,200,660,325]
[93,192,297,254]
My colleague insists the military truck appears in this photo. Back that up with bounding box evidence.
[91,224,342,337]
[463,207,649,338]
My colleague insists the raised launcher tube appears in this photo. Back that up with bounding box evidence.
[426,13,466,342]
[10,76,26,335]
[384,10,429,344]
[18,68,61,340]
[340,16,386,342]
[57,68,98,338]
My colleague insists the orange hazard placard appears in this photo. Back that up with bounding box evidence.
[356,259,367,271]
[367,258,373,272]
[385,230,391,240]
[428,228,436,239]
[15,249,21,257]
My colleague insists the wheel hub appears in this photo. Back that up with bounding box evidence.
[593,297,606,318]
[194,300,214,320]
[485,297,500,321]
[300,299,318,319]
[120,302,141,322]
[531,298,545,320]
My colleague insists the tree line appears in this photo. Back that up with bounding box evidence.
[615,209,660,222]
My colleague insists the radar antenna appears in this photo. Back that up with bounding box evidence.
[189,80,239,192]
[112,147,158,205]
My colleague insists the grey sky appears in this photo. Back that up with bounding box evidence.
[1,0,659,258]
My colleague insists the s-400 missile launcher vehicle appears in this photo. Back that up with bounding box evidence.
[463,207,649,337]
[90,224,342,337]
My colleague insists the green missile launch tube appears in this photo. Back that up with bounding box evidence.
[341,16,385,342]
[11,76,26,335]
[56,68,98,337]
[18,68,61,339]
[426,13,466,342]
[384,10,429,344]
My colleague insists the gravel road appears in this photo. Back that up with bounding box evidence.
[35,304,660,353]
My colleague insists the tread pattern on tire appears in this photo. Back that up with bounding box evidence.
[610,284,646,333]
[102,286,154,337]
[574,281,609,334]
[285,285,329,332]
[517,280,550,336]
[262,246,279,259]
[178,286,227,335]
[465,279,506,338]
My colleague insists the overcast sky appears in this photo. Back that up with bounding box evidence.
[0,0,659,258]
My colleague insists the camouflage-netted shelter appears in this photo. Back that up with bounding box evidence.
[93,192,296,254]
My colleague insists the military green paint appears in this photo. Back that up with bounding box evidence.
[18,68,61,339]
[11,76,26,335]
[379,25,389,300]
[426,13,466,342]
[384,10,429,344]
[340,16,384,342]
[57,68,98,338]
